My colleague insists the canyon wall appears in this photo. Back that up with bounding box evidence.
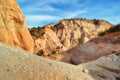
[0,0,34,52]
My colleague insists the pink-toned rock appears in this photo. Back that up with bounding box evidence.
[0,0,34,52]
[57,32,120,65]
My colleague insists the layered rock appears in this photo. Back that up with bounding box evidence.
[0,0,34,52]
[29,19,113,55]
[55,32,120,65]
[0,42,120,80]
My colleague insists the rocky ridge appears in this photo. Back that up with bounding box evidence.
[29,19,113,55]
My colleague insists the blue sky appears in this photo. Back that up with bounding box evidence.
[17,0,120,28]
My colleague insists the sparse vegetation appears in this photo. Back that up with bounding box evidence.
[98,31,106,36]
[51,50,56,55]
[78,38,84,44]
[98,24,120,36]
[29,27,45,39]
[37,49,45,56]
[94,20,99,26]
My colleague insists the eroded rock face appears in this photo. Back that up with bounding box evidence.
[30,19,113,55]
[56,32,120,65]
[0,42,119,80]
[0,0,34,52]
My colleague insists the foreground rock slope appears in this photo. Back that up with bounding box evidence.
[0,0,34,52]
[0,42,119,80]
[29,19,113,55]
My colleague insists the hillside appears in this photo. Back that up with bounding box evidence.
[98,23,120,36]
[29,19,113,55]
[54,31,120,65]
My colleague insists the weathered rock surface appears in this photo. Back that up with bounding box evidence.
[56,32,120,65]
[29,19,113,55]
[0,0,34,52]
[0,42,120,80]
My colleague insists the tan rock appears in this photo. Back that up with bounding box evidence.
[33,27,66,54]
[0,0,34,52]
[30,19,113,55]
[82,69,89,74]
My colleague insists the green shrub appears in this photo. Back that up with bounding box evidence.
[37,49,45,56]
[94,20,99,25]
[98,23,120,36]
[51,50,56,55]
[78,38,84,44]
[29,27,45,39]
[98,31,106,36]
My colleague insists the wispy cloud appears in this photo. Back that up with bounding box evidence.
[26,15,58,23]
[17,0,120,27]
[65,10,87,18]
[23,5,59,13]
[25,10,87,27]
[25,15,59,27]
[17,0,26,3]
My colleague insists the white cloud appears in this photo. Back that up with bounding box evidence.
[24,5,58,12]
[30,0,60,7]
[25,15,58,23]
[25,15,60,27]
[65,10,87,18]
[25,9,87,24]
[20,0,88,27]
[35,0,83,6]
[104,16,120,24]
[38,5,57,11]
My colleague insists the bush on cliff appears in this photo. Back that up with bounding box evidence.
[98,23,120,36]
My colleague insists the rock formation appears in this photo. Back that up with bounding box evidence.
[0,42,119,80]
[29,19,113,55]
[55,32,120,65]
[0,0,34,52]
[0,1,119,79]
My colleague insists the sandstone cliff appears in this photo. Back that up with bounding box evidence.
[29,19,113,55]
[0,0,34,52]
[0,42,119,80]
[55,32,120,65]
